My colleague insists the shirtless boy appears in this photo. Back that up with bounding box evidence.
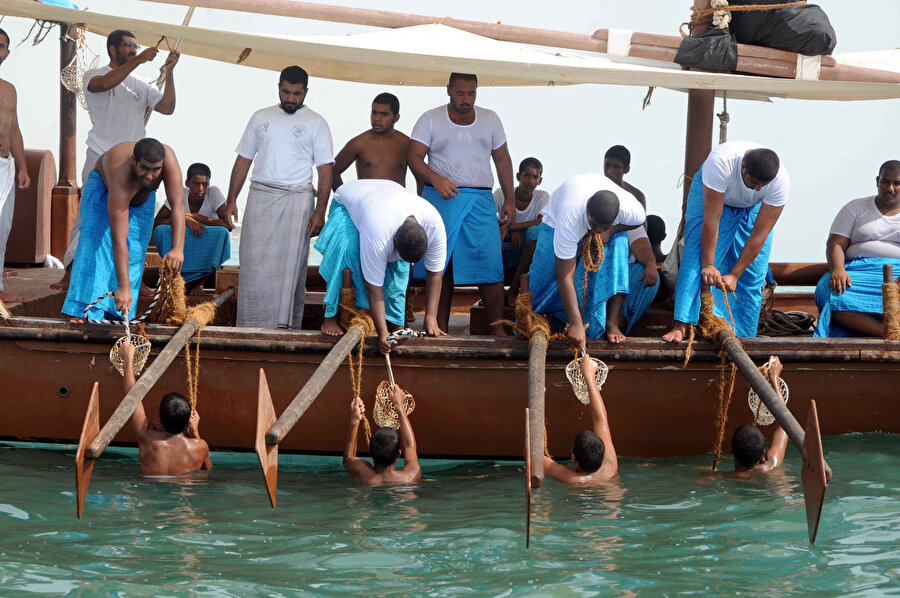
[543,357,618,485]
[729,356,789,475]
[332,93,410,189]
[343,385,421,486]
[120,341,211,476]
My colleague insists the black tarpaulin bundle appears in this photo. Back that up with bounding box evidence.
[729,0,837,56]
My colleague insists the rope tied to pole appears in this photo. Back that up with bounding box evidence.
[882,279,900,340]
[491,291,562,344]
[149,261,188,325]
[338,287,376,444]
[681,0,807,35]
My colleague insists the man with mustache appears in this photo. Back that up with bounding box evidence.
[224,66,334,329]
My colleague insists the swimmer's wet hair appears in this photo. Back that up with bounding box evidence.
[369,427,401,468]
[159,393,191,435]
[731,424,766,468]
[573,430,605,473]
[395,217,428,264]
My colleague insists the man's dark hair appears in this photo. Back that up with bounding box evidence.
[573,430,605,473]
[731,424,766,468]
[449,72,478,88]
[395,217,428,263]
[604,145,631,168]
[0,28,10,48]
[743,148,780,183]
[519,157,543,174]
[369,427,401,468]
[186,163,211,180]
[159,393,192,435]
[647,215,667,245]
[106,30,135,56]
[878,159,900,178]
[133,138,166,164]
[279,65,309,88]
[373,92,399,115]
[586,190,619,226]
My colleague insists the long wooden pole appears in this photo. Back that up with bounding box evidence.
[522,275,545,488]
[84,288,235,459]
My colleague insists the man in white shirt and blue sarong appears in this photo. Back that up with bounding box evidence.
[815,160,900,337]
[316,179,447,353]
[663,141,789,342]
[528,173,646,350]
[408,72,516,336]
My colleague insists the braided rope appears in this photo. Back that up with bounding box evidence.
[882,280,900,340]
[580,233,605,316]
[338,287,376,445]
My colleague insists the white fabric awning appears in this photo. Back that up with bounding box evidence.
[3,0,899,101]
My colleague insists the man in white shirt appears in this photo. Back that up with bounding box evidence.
[408,72,516,336]
[54,29,178,290]
[663,141,789,342]
[815,160,900,337]
[316,179,447,352]
[528,173,646,350]
[224,66,333,330]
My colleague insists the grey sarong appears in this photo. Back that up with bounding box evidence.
[237,181,315,329]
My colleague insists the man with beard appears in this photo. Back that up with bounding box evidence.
[54,29,178,291]
[0,27,31,304]
[331,92,410,189]
[224,66,334,329]
[408,72,516,337]
[62,138,184,322]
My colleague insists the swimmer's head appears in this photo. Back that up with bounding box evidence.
[572,430,605,474]
[159,393,192,435]
[731,424,766,469]
[369,427,401,469]
[395,217,428,263]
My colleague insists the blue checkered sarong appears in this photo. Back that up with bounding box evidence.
[623,262,660,333]
[153,225,230,283]
[814,257,900,337]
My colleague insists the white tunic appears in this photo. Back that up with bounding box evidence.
[164,186,227,219]
[334,179,447,286]
[701,140,790,209]
[830,195,900,260]
[236,105,334,187]
[83,66,163,154]
[493,188,550,223]
[541,173,646,260]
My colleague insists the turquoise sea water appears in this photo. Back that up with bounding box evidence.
[0,434,897,596]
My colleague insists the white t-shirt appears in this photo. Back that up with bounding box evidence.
[830,195,900,260]
[627,225,649,264]
[83,66,163,154]
[334,179,447,286]
[410,106,506,188]
[164,186,227,219]
[493,188,550,223]
[235,105,334,187]
[541,173,646,260]
[701,140,790,208]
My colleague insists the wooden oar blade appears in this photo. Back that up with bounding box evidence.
[525,407,532,549]
[255,369,279,508]
[801,400,827,544]
[75,383,100,518]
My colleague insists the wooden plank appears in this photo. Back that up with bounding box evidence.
[255,368,279,508]
[801,400,827,544]
[74,383,100,518]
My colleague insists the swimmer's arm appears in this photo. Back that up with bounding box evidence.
[121,347,150,439]
[343,397,372,482]
[394,385,421,482]
[331,138,358,191]
[760,360,788,471]
[542,456,583,485]
[199,441,212,471]
[587,371,618,477]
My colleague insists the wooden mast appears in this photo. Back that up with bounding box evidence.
[682,1,715,206]
[50,23,79,260]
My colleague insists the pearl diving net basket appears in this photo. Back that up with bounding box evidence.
[373,381,416,429]
[109,321,151,378]
[747,378,789,426]
[565,357,609,405]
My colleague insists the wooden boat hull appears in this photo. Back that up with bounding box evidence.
[1,318,897,459]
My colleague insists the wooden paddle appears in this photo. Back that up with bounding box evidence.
[802,400,827,544]
[521,275,546,489]
[524,407,532,549]
[255,368,278,508]
[75,383,100,518]
[74,287,235,517]
[0,296,10,321]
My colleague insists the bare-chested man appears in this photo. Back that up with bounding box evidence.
[343,385,421,486]
[120,341,212,476]
[332,93,410,190]
[0,27,32,304]
[543,357,618,485]
[62,138,184,321]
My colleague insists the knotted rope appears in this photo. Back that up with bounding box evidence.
[144,6,195,125]
[882,279,900,340]
[580,233,605,315]
[181,302,216,409]
[681,0,807,35]
[492,291,562,344]
[149,261,187,325]
[339,287,376,444]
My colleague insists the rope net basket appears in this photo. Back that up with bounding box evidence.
[372,381,415,429]
[748,377,789,426]
[110,334,151,377]
[565,357,608,404]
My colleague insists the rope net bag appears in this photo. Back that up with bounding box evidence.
[372,381,415,429]
[747,357,789,426]
[338,287,376,444]
[59,26,101,111]
[109,316,151,377]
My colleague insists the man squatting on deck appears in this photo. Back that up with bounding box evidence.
[54,29,178,292]
[664,141,789,342]
[225,66,333,330]
[119,341,212,476]
[0,27,31,305]
[316,179,447,353]
[343,387,421,486]
[543,357,618,485]
[407,72,517,337]
[62,139,185,321]
[528,173,646,350]
[815,160,900,337]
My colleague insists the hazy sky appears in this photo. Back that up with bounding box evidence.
[0,0,897,260]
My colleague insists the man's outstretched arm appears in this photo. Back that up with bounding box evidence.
[759,357,788,472]
[120,342,149,440]
[393,385,421,482]
[584,356,617,477]
[343,397,372,482]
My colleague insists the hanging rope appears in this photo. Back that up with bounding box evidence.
[710,0,732,29]
[580,232,605,316]
[149,261,187,325]
[144,6,195,125]
[338,287,376,445]
[543,424,551,458]
[491,291,562,343]
[882,278,900,340]
[717,92,730,144]
[181,302,215,410]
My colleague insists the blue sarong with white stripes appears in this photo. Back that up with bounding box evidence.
[673,167,774,338]
[528,222,630,339]
[623,262,660,334]
[62,170,155,320]
[813,257,900,337]
[153,225,231,283]
[314,201,409,327]
[413,185,502,284]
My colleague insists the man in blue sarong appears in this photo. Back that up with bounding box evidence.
[815,160,900,337]
[316,179,446,353]
[408,72,516,336]
[153,162,231,293]
[62,138,185,321]
[663,142,789,342]
[528,173,645,350]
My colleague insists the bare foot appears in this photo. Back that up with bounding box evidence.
[0,291,25,304]
[68,317,85,324]
[50,269,71,292]
[604,324,627,344]
[139,283,155,297]
[321,316,345,336]
[188,286,206,296]
[662,321,689,343]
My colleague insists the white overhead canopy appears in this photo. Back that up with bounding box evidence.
[3,0,899,101]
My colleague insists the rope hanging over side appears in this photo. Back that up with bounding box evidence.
[717,92,729,144]
[339,287,376,445]
[182,302,216,410]
[882,280,900,340]
[149,261,187,325]
[580,233,605,316]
